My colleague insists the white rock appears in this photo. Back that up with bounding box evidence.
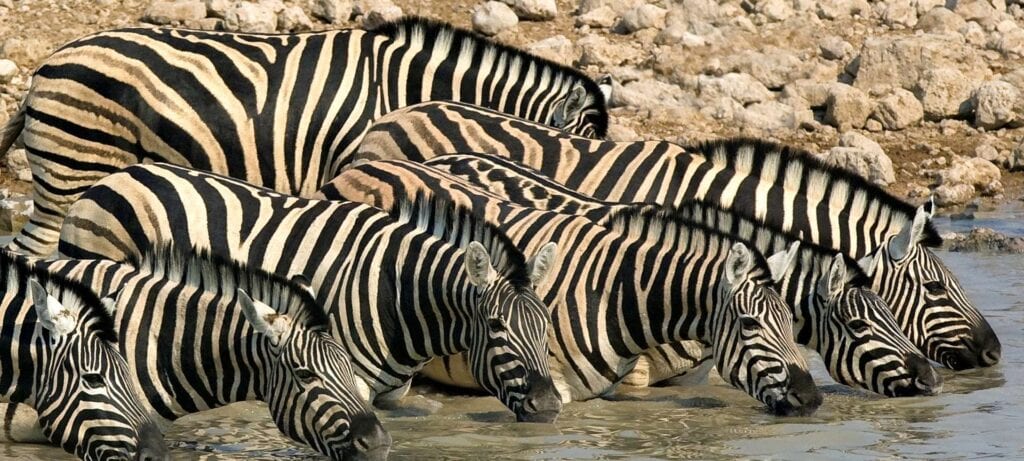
[819,36,853,60]
[934,183,976,206]
[0,194,32,234]
[914,67,975,120]
[872,88,924,130]
[223,2,278,33]
[575,5,616,28]
[824,144,897,185]
[0,59,16,84]
[881,0,919,28]
[473,2,519,36]
[838,131,885,156]
[502,0,556,20]
[204,0,231,18]
[700,96,745,120]
[737,101,798,130]
[613,79,686,108]
[605,124,640,142]
[825,84,873,130]
[578,0,643,16]
[758,0,795,22]
[359,0,403,29]
[277,5,313,32]
[311,0,353,24]
[577,34,641,67]
[526,35,577,63]
[973,80,1023,129]
[4,148,31,182]
[854,34,990,95]
[938,157,1001,189]
[142,1,207,25]
[915,6,967,34]
[974,144,1005,163]
[697,73,772,104]
[723,48,804,90]
[1009,141,1024,171]
[616,4,668,33]
[817,0,870,19]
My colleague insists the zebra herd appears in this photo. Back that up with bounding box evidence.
[0,15,1001,460]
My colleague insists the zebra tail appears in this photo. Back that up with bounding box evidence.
[0,102,26,157]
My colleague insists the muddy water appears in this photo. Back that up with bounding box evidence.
[2,237,1022,460]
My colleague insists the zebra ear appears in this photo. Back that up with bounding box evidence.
[237,289,289,344]
[464,242,497,287]
[888,202,933,261]
[29,278,76,338]
[725,243,754,286]
[554,85,588,128]
[526,242,558,286]
[766,242,799,283]
[289,274,317,298]
[597,75,614,103]
[824,257,848,299]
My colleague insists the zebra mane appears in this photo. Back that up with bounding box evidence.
[0,251,119,343]
[128,245,331,332]
[687,137,942,247]
[373,16,609,134]
[391,192,533,287]
[603,204,773,282]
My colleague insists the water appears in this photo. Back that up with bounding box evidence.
[2,244,1022,460]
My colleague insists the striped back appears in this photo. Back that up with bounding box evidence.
[0,251,166,460]
[56,163,559,423]
[351,102,999,371]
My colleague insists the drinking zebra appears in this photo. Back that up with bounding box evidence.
[321,157,942,398]
[57,164,562,423]
[0,250,168,460]
[0,17,612,257]
[351,100,1001,371]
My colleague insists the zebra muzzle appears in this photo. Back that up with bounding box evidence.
[343,412,391,461]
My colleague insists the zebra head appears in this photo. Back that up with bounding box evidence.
[769,244,942,397]
[237,287,390,461]
[26,278,168,461]
[548,76,612,138]
[463,241,562,423]
[712,243,822,416]
[857,200,1001,370]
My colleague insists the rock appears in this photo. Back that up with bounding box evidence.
[737,101,799,131]
[819,36,853,60]
[472,2,519,36]
[865,118,884,131]
[915,6,967,34]
[939,157,1001,188]
[881,0,919,28]
[972,80,1023,129]
[142,1,207,25]
[823,143,896,185]
[655,25,707,47]
[723,48,805,90]
[914,67,975,120]
[223,2,278,33]
[783,79,831,107]
[204,0,231,18]
[1010,141,1024,171]
[755,0,794,22]
[311,0,353,24]
[577,34,641,67]
[5,148,31,182]
[0,195,31,234]
[853,34,990,96]
[576,5,616,28]
[606,124,640,142]
[933,183,976,206]
[944,228,1024,254]
[502,0,556,20]
[277,6,313,32]
[974,144,1006,163]
[825,84,873,130]
[358,0,403,29]
[616,4,668,33]
[578,0,643,16]
[0,59,16,84]
[955,0,1004,30]
[995,28,1024,58]
[0,38,49,67]
[613,79,686,108]
[697,73,772,104]
[872,88,924,130]
[526,35,576,63]
[700,96,745,120]
[816,0,870,19]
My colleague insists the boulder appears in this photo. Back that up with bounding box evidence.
[142,1,207,25]
[578,0,643,16]
[755,0,795,22]
[472,2,519,36]
[937,156,1001,189]
[853,34,990,95]
[613,79,687,108]
[616,4,668,33]
[223,2,278,33]
[825,84,873,130]
[823,144,896,185]
[311,0,353,24]
[972,80,1023,129]
[0,59,16,84]
[526,35,577,63]
[944,228,1024,254]
[577,34,642,67]
[933,183,976,206]
[356,0,403,29]
[722,48,805,90]
[872,88,924,130]
[576,5,617,28]
[697,73,772,104]
[915,6,967,34]
[204,0,231,18]
[737,101,799,131]
[914,67,975,120]
[4,148,31,182]
[881,0,919,28]
[502,0,557,20]
[816,0,870,19]
[277,6,313,32]
[819,36,854,60]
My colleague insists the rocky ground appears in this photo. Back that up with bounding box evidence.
[1,0,1023,237]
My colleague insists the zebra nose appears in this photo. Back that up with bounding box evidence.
[515,377,562,423]
[345,412,391,461]
[901,353,942,396]
[769,364,822,417]
[134,422,169,461]
[943,322,1002,371]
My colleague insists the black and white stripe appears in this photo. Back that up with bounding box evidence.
[57,163,562,423]
[351,100,1000,371]
[0,251,167,460]
[0,17,611,257]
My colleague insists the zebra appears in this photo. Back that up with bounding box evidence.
[320,157,942,398]
[0,250,169,460]
[350,100,1001,371]
[0,17,612,257]
[14,245,390,460]
[56,163,562,423]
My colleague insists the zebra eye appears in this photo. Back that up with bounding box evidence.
[738,316,761,331]
[294,368,318,385]
[847,319,870,333]
[487,318,506,332]
[923,281,946,296]
[81,373,106,390]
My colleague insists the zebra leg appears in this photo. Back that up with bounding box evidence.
[5,164,91,257]
[0,403,48,444]
[374,381,443,416]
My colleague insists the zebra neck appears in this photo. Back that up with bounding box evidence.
[774,253,828,350]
